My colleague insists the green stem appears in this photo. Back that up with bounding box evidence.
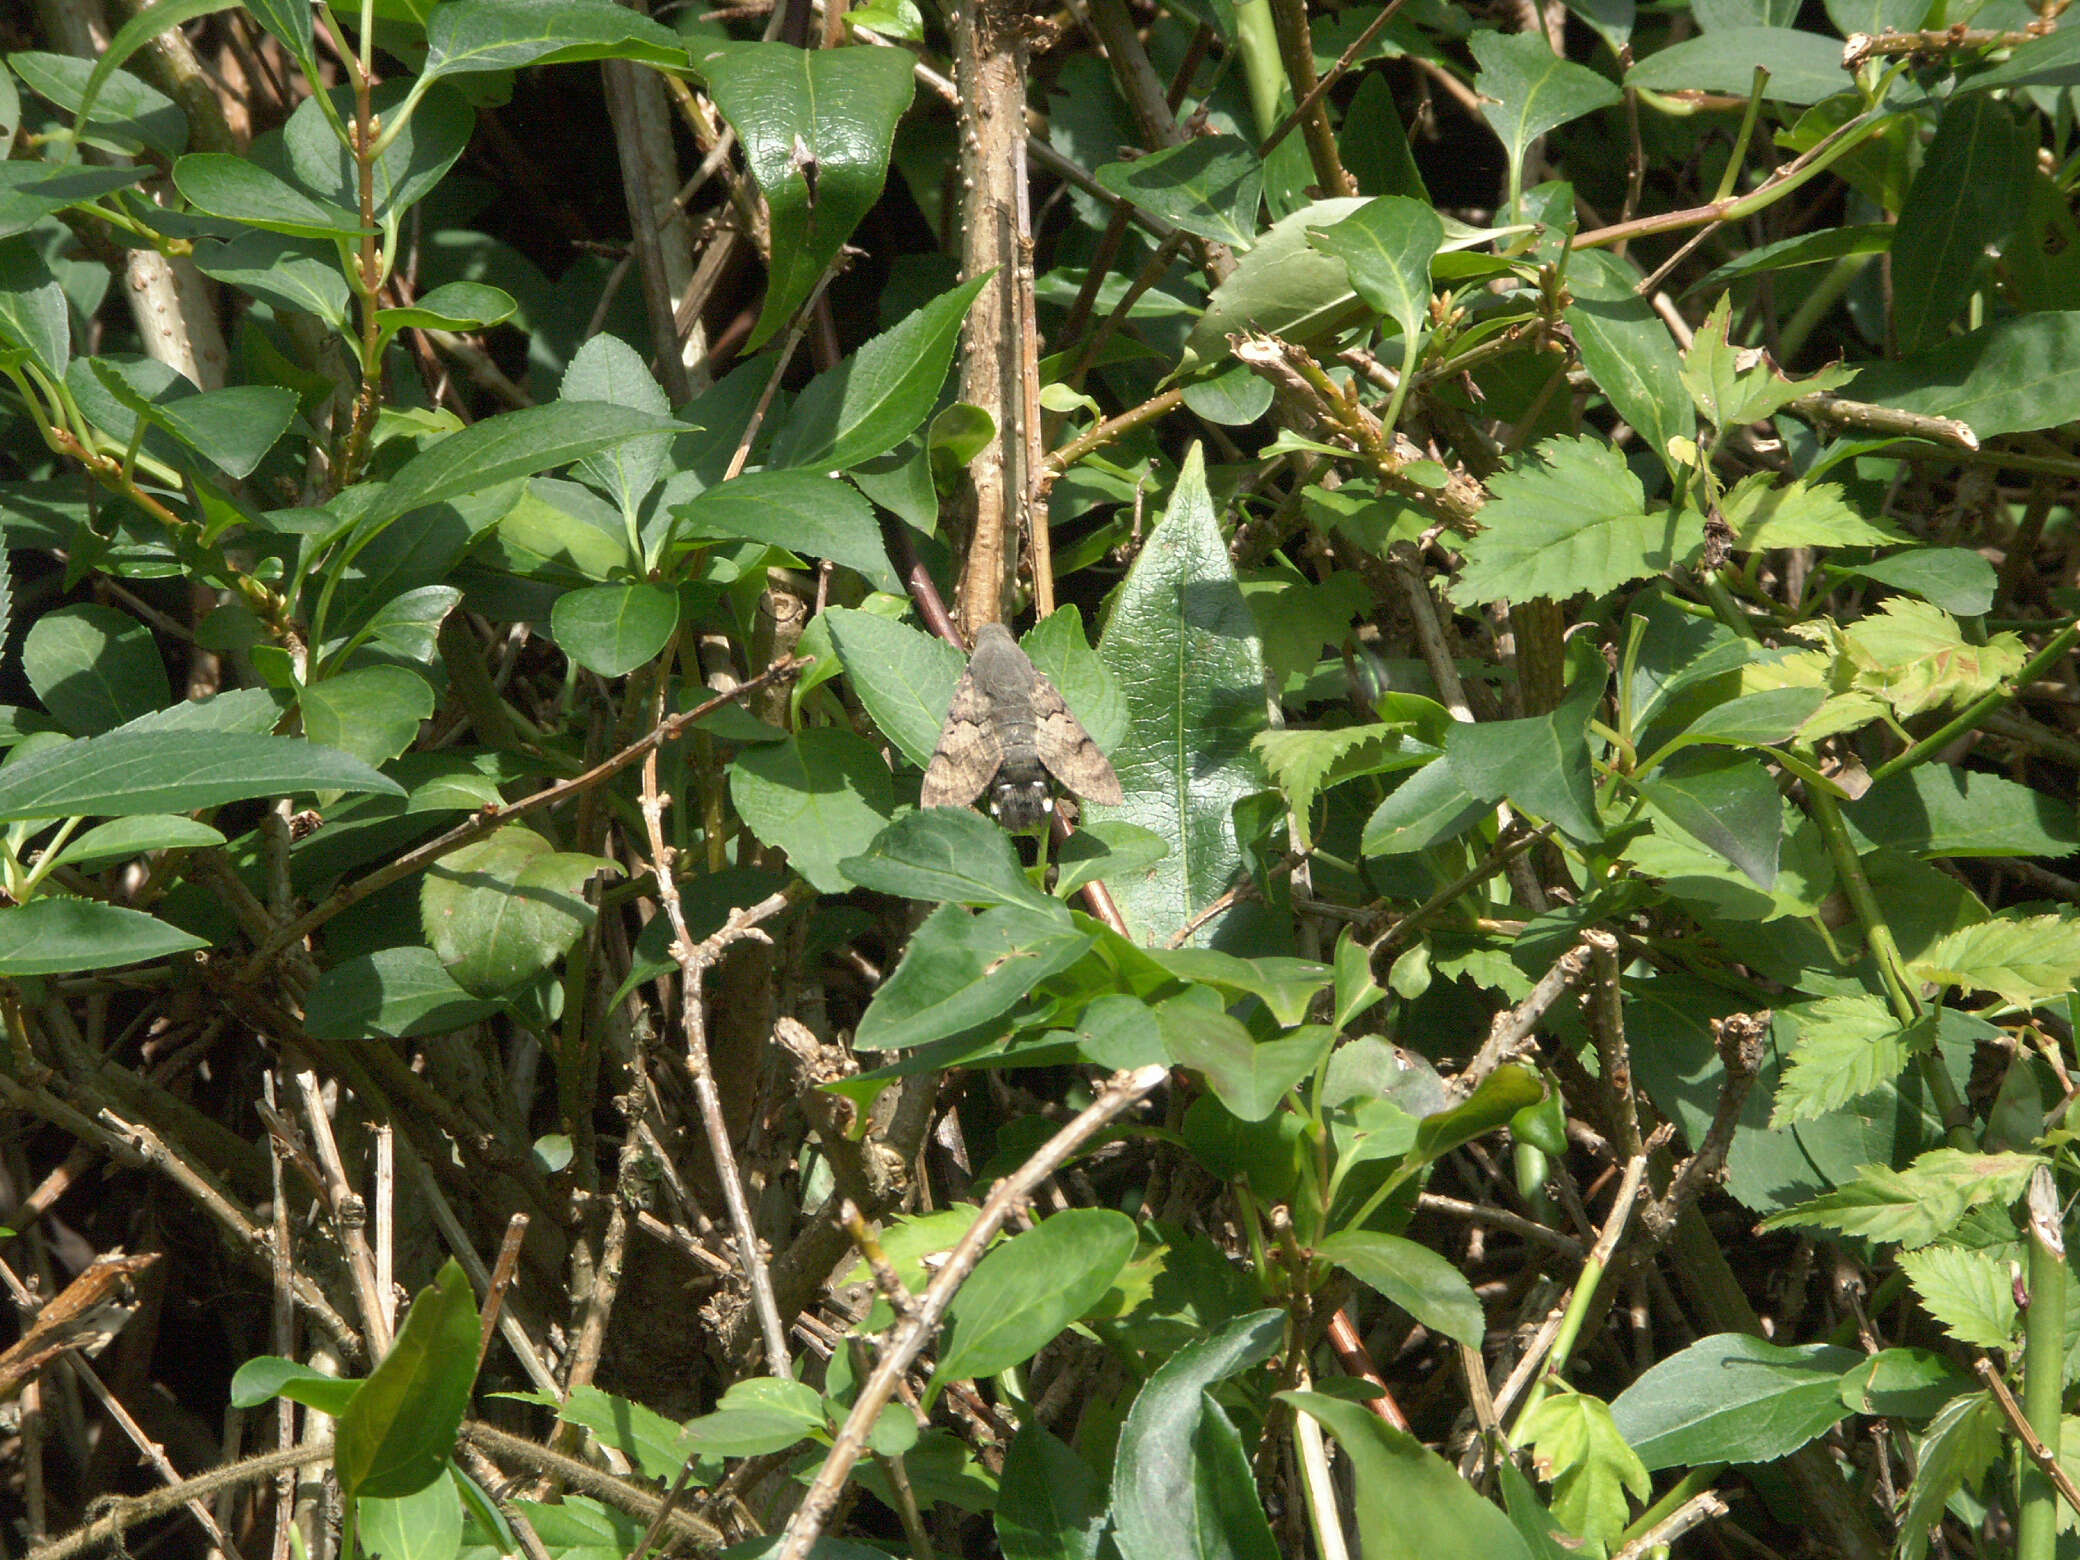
[2018,1167,2066,1560]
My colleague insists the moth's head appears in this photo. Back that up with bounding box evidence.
[990,764,1052,832]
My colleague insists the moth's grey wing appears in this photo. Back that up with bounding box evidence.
[1029,678,1124,805]
[919,668,1002,808]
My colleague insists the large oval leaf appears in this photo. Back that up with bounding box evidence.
[421,828,611,997]
[336,1260,481,1501]
[933,1208,1137,1392]
[0,898,206,974]
[1089,446,1269,949]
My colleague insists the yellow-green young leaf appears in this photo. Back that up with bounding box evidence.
[1909,915,2080,1009]
[1679,296,1854,429]
[1897,1244,2020,1349]
[1771,996,1931,1127]
[1515,1390,1650,1549]
[1759,1149,2043,1248]
[1833,598,2027,718]
[1452,436,1702,606]
[1717,472,1904,550]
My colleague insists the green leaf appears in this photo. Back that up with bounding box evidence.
[1182,196,1371,371]
[1608,1333,1860,1470]
[1316,1230,1484,1349]
[1111,1310,1285,1560]
[534,1385,691,1481]
[366,402,681,534]
[300,666,435,770]
[1453,435,1699,606]
[379,281,517,341]
[826,605,964,769]
[420,0,687,81]
[997,1425,1106,1560]
[1445,657,1606,842]
[1909,914,2080,1009]
[304,947,501,1041]
[1160,1007,1331,1121]
[729,728,896,894]
[242,0,316,71]
[0,730,403,820]
[839,807,1055,911]
[357,1473,463,1560]
[1470,32,1621,194]
[1832,598,2026,718]
[1361,758,1491,856]
[1624,26,1849,104]
[421,828,609,998]
[561,332,671,515]
[1681,297,1854,428]
[1658,685,1827,754]
[71,0,239,137]
[173,153,367,239]
[1281,1391,1536,1560]
[0,898,205,974]
[935,1209,1137,1391]
[1094,136,1264,249]
[0,163,145,249]
[336,1260,480,1501]
[1090,446,1269,949]
[23,603,169,736]
[1413,1065,1546,1165]
[767,273,991,472]
[679,1377,826,1456]
[1891,95,2032,353]
[672,470,898,593]
[1718,472,1901,551]
[1565,249,1691,474]
[692,40,916,349]
[1513,1391,1650,1548]
[350,585,463,665]
[1900,1393,2004,1560]
[1897,1245,2019,1350]
[1021,607,1127,753]
[49,814,223,870]
[1636,752,1781,888]
[1307,195,1443,341]
[193,231,351,330]
[1843,767,2076,859]
[853,901,1092,1051]
[1758,1148,2042,1246]
[549,583,680,677]
[1254,724,1434,849]
[229,1356,360,1416]
[9,51,187,158]
[1770,996,1930,1127]
[1845,311,2080,442]
[285,81,475,224]
[1690,223,1892,295]
[85,360,298,480]
[0,234,69,375]
[1842,547,1997,616]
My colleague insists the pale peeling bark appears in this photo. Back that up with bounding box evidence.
[951,0,1043,635]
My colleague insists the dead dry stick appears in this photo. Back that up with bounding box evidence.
[774,1064,1171,1560]
[1457,939,1597,1094]
[24,1443,335,1560]
[1976,1357,2080,1518]
[1611,1492,1731,1560]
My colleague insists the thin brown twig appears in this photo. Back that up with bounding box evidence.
[774,1064,1171,1560]
[637,739,799,1378]
[242,657,807,971]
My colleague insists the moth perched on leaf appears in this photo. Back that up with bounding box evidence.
[921,622,1123,830]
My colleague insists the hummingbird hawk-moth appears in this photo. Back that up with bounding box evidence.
[921,622,1123,830]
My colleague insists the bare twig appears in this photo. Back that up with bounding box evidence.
[774,1065,1171,1560]
[1457,939,1597,1095]
[637,744,800,1378]
[1611,1492,1731,1560]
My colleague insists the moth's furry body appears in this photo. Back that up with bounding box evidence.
[921,622,1123,829]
